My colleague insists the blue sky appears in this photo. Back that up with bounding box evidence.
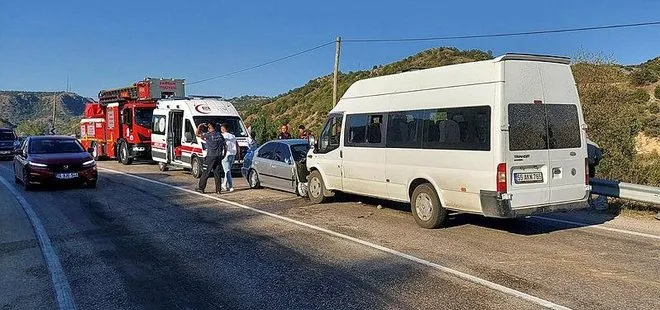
[1,0,659,99]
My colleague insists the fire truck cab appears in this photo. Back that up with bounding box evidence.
[80,78,185,164]
[151,97,249,178]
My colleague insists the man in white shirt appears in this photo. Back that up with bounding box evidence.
[220,124,238,192]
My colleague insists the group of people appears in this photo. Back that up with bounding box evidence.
[277,121,311,140]
[194,122,238,194]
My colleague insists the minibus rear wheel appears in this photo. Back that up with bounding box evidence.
[411,183,447,229]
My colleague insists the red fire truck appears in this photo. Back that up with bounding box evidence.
[80,78,185,164]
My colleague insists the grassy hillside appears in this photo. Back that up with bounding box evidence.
[240,47,493,141]
[0,91,88,136]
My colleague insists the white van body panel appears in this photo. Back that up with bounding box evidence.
[307,54,588,218]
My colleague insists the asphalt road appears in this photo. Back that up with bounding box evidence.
[0,159,658,310]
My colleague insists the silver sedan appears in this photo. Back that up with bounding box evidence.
[241,139,310,196]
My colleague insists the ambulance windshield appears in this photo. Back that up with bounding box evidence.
[193,116,248,137]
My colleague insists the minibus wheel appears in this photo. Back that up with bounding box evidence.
[308,170,327,204]
[191,157,202,179]
[411,183,447,229]
[158,162,169,172]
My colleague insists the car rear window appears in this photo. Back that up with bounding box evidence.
[508,103,581,151]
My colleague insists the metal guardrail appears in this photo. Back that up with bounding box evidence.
[590,178,660,205]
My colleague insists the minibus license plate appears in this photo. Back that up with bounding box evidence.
[514,172,543,184]
[56,173,78,180]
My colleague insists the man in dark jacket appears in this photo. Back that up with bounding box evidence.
[195,122,226,194]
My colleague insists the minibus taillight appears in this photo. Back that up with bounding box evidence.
[497,163,507,193]
[585,158,589,185]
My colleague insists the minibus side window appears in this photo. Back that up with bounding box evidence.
[386,111,423,148]
[317,114,343,153]
[184,120,197,144]
[421,106,491,151]
[345,114,384,146]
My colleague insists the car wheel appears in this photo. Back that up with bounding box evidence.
[23,169,33,191]
[158,162,169,172]
[248,169,260,189]
[307,170,327,204]
[411,183,447,229]
[295,180,308,197]
[119,141,133,165]
[191,157,202,179]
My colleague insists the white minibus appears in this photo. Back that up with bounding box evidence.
[306,53,590,228]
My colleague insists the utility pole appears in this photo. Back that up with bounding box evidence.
[51,98,56,135]
[332,36,342,107]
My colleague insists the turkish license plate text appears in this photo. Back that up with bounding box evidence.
[56,173,78,180]
[514,172,543,184]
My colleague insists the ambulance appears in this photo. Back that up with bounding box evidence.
[151,97,249,178]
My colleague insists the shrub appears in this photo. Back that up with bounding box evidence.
[630,68,658,86]
[655,86,660,99]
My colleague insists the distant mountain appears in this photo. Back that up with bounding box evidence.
[228,95,271,111]
[0,91,90,135]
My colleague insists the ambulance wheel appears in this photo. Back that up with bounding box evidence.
[191,157,202,179]
[411,183,447,229]
[158,162,169,172]
[119,141,133,165]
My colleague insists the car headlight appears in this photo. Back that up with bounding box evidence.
[83,159,96,167]
[29,161,48,167]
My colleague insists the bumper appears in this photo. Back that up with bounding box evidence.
[0,148,14,158]
[480,190,589,218]
[28,167,98,185]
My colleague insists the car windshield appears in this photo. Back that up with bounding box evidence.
[30,139,84,154]
[290,143,310,161]
[0,131,16,140]
[135,109,153,128]
[193,116,248,137]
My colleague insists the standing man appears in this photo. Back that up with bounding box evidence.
[195,122,226,194]
[277,124,291,140]
[220,123,237,192]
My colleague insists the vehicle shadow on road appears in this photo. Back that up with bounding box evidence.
[332,192,617,236]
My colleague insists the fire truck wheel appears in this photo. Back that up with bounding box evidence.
[158,162,169,172]
[191,157,202,179]
[119,141,133,165]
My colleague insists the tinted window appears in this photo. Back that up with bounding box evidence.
[509,104,547,151]
[345,114,384,146]
[421,106,490,151]
[346,114,367,144]
[508,104,581,151]
[258,142,276,160]
[386,111,423,148]
[185,120,197,144]
[291,144,310,161]
[135,109,153,128]
[274,143,292,162]
[318,114,343,153]
[153,116,166,135]
[30,139,84,154]
[0,131,16,140]
[547,105,581,149]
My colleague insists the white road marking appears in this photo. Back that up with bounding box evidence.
[0,175,77,310]
[532,216,660,241]
[100,167,570,310]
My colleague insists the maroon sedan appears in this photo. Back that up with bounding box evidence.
[13,136,98,190]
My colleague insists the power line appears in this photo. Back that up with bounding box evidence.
[187,41,335,86]
[343,20,660,43]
